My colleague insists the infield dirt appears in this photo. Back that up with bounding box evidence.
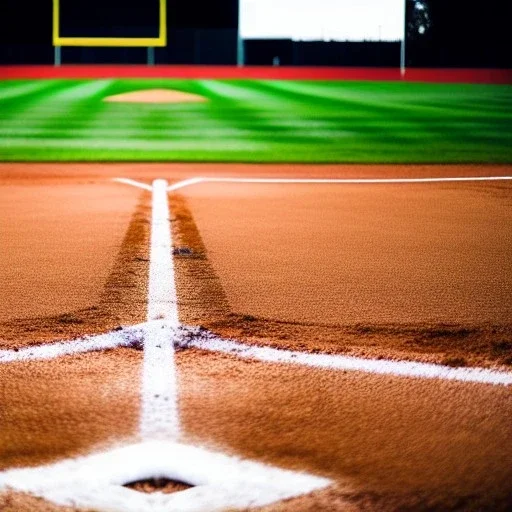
[170,174,512,368]
[1,162,511,511]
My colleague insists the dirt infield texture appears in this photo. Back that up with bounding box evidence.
[0,174,151,347]
[181,181,512,326]
[170,171,512,368]
[1,162,512,511]
[1,162,511,366]
[0,348,141,470]
[178,351,512,511]
[0,183,139,323]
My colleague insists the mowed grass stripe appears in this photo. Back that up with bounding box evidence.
[0,78,511,163]
[0,80,114,133]
[0,80,63,101]
[0,80,80,121]
[257,80,508,139]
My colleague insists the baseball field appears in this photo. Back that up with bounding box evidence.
[0,66,511,512]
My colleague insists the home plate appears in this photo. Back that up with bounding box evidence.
[0,440,331,512]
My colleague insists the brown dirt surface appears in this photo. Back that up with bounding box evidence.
[103,89,207,104]
[0,491,92,512]
[0,181,150,348]
[0,348,141,470]
[124,478,193,494]
[172,179,512,368]
[1,162,512,512]
[177,350,512,511]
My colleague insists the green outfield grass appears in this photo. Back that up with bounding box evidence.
[0,78,511,163]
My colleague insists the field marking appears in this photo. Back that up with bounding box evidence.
[167,177,205,192]
[2,323,511,386]
[147,180,179,325]
[0,440,329,512]
[0,325,142,363]
[111,175,512,196]
[141,179,180,440]
[0,177,330,510]
[180,329,512,386]
[112,177,153,191]
[201,176,512,184]
[161,175,512,192]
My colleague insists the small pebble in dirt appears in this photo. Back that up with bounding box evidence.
[172,247,194,256]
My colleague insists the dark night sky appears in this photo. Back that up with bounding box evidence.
[1,0,239,42]
[0,0,509,67]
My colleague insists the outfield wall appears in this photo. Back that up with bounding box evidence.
[0,66,511,84]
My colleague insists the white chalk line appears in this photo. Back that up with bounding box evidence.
[0,440,329,512]
[2,322,511,386]
[147,179,180,325]
[164,175,512,191]
[0,324,142,363]
[180,328,512,387]
[112,177,153,191]
[111,175,512,196]
[167,177,205,192]
[141,179,180,441]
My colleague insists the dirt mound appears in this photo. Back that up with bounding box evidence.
[104,89,207,104]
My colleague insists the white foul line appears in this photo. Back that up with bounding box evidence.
[167,177,205,192]
[181,331,512,387]
[2,323,511,386]
[147,179,179,324]
[201,176,512,184]
[140,179,180,441]
[0,325,143,363]
[164,175,512,192]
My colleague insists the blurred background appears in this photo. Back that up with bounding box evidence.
[0,0,510,67]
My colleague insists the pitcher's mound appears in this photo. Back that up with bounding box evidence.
[104,89,207,104]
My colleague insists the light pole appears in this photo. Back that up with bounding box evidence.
[400,0,407,77]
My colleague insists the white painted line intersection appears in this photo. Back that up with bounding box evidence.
[3,322,511,385]
[112,177,153,191]
[0,177,332,511]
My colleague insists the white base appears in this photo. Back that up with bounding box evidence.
[0,440,330,512]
